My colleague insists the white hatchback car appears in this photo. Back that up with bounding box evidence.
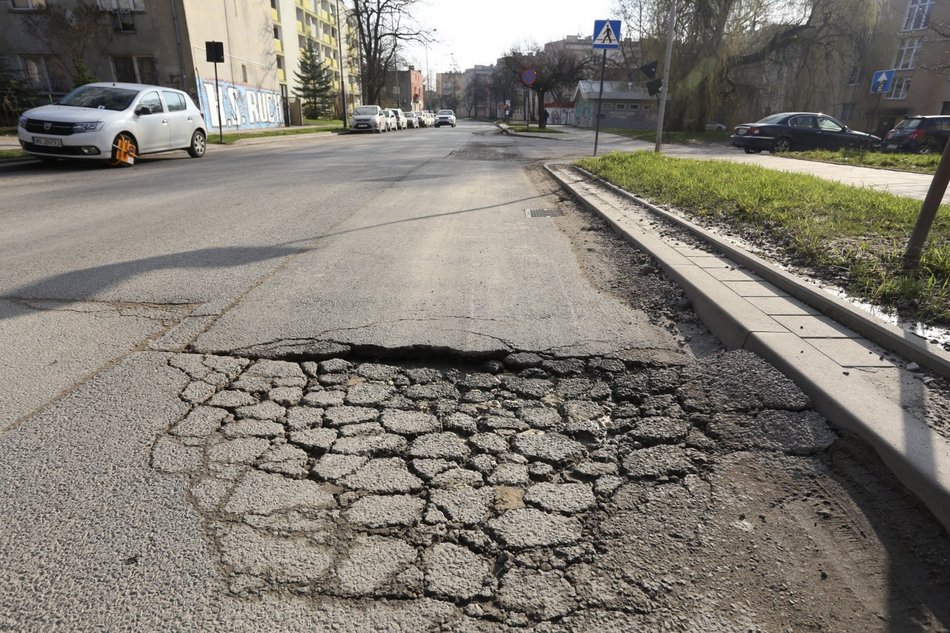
[17,82,207,166]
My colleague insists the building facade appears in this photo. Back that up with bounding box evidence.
[379,65,423,111]
[845,0,950,135]
[1,0,361,129]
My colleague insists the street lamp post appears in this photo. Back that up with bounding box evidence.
[335,0,348,128]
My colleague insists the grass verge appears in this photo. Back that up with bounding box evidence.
[604,128,730,144]
[576,151,950,325]
[784,148,939,174]
[209,122,343,144]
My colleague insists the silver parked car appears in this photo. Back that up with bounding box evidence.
[350,105,387,133]
[17,82,206,166]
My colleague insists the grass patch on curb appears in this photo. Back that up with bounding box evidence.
[506,124,565,134]
[786,148,939,174]
[576,151,950,325]
[0,149,25,159]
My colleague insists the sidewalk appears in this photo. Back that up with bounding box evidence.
[547,162,950,532]
[499,122,950,205]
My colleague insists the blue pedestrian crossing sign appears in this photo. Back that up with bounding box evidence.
[592,20,621,49]
[870,69,894,94]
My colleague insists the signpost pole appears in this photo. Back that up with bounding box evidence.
[206,41,225,143]
[591,19,621,156]
[593,49,607,157]
[654,0,676,153]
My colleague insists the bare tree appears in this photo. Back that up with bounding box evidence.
[350,0,433,105]
[618,0,881,129]
[499,45,592,129]
[20,0,112,88]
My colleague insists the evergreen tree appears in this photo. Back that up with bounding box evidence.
[294,40,335,119]
[0,62,37,125]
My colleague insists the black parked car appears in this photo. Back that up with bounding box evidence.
[881,115,950,154]
[730,112,879,154]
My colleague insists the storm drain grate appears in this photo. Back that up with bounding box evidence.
[525,208,564,218]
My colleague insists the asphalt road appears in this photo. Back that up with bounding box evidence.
[1,122,948,631]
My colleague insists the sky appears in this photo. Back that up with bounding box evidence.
[403,0,617,80]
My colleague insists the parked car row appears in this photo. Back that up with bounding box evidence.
[349,106,456,133]
[730,111,949,155]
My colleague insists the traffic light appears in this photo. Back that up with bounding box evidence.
[646,79,663,96]
[639,61,658,79]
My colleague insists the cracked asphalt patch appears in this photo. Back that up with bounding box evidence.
[154,351,950,631]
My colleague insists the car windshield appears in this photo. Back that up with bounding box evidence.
[438,110,453,115]
[57,85,139,111]
[894,118,922,130]
[353,106,378,115]
[756,113,789,124]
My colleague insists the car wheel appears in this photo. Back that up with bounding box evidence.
[771,137,792,153]
[109,132,138,167]
[917,143,938,155]
[743,147,761,154]
[187,129,206,158]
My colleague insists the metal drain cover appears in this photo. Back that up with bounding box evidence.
[525,208,564,218]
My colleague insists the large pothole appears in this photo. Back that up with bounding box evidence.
[153,349,835,627]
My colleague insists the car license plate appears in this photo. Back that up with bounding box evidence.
[886,144,898,150]
[356,124,368,128]
[32,136,63,147]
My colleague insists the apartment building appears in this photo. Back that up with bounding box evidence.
[1,0,360,129]
[845,0,950,134]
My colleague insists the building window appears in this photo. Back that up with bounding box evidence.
[10,0,46,8]
[97,0,146,10]
[242,65,248,83]
[941,101,950,115]
[902,0,933,30]
[630,104,640,111]
[615,103,626,110]
[885,76,911,99]
[848,66,860,85]
[19,55,69,92]
[895,37,922,69]
[839,103,854,121]
[112,55,158,84]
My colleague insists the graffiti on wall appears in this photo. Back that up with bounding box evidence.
[196,79,284,130]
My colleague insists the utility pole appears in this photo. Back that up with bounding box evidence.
[654,0,676,153]
[335,0,348,128]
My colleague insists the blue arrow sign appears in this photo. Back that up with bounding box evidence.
[870,69,894,94]
[592,20,621,49]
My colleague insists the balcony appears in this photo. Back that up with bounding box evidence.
[277,68,286,82]
[271,7,279,22]
[274,39,283,53]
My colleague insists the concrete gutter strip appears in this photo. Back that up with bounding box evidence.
[572,165,950,380]
[546,162,950,532]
